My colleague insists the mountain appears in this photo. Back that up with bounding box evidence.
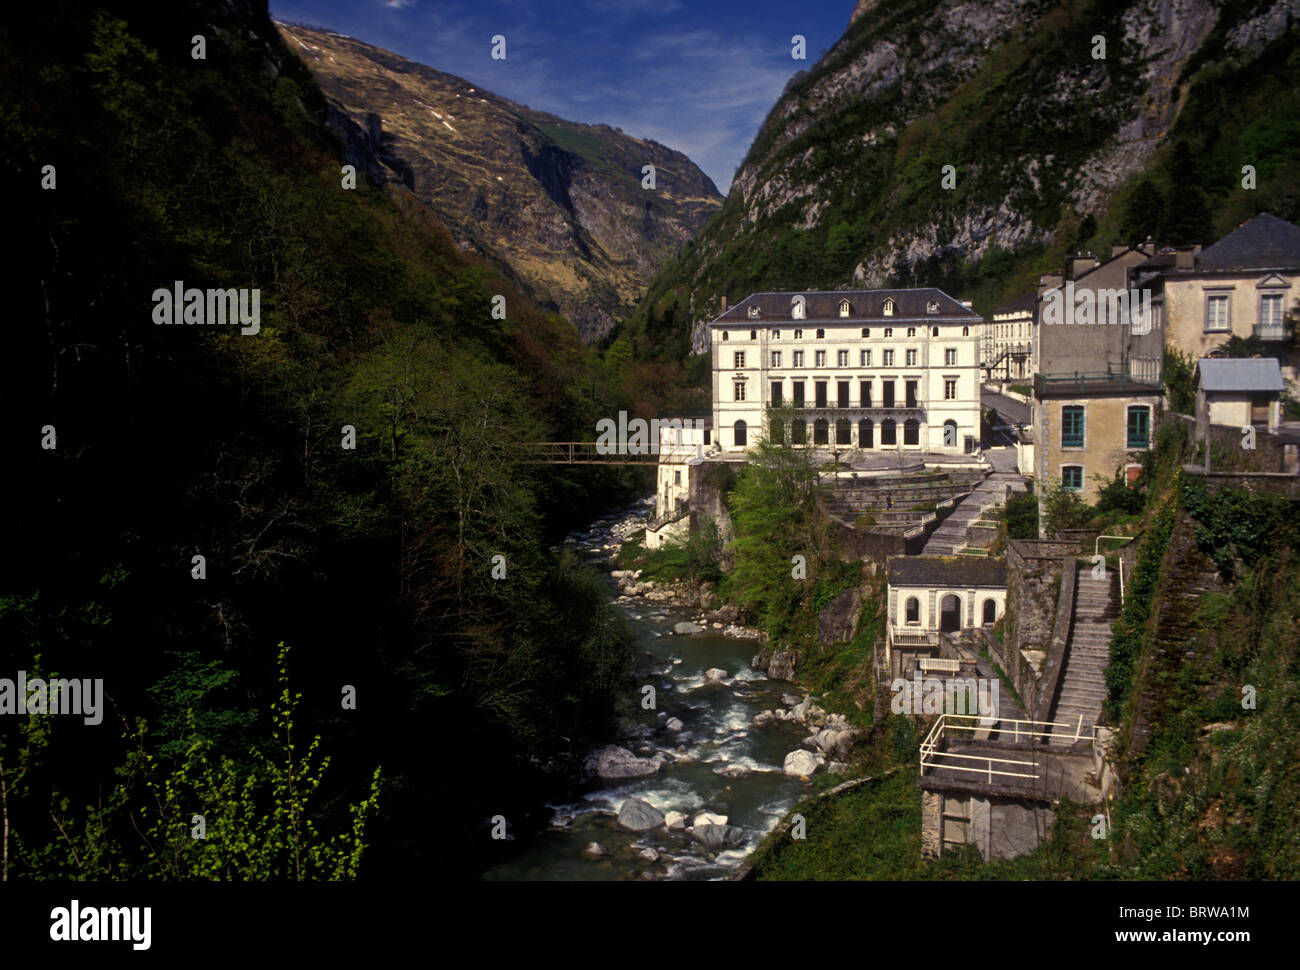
[276,21,723,342]
[623,0,1300,356]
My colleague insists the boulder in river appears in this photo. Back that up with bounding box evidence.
[674,621,705,635]
[583,842,607,858]
[617,797,666,833]
[717,764,750,778]
[781,693,802,707]
[587,745,662,780]
[639,847,660,863]
[703,667,729,683]
[663,811,687,831]
[690,824,745,851]
[693,811,728,827]
[752,710,774,727]
[769,651,796,681]
[665,716,685,733]
[783,749,819,777]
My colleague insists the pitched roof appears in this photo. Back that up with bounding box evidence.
[887,556,1008,589]
[994,292,1037,315]
[711,288,980,324]
[1195,357,1286,392]
[1194,213,1300,272]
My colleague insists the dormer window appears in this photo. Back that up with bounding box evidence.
[927,301,940,314]
[748,305,761,319]
[883,298,896,316]
[884,327,893,338]
[839,299,851,317]
[906,327,916,337]
[792,297,806,320]
[816,328,825,339]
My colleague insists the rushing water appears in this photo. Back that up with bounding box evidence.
[482,500,812,881]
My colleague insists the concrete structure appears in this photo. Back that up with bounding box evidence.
[983,292,1034,381]
[646,419,712,549]
[708,289,983,457]
[1194,357,1285,438]
[1133,213,1300,385]
[1032,244,1163,511]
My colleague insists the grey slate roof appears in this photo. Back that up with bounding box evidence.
[1194,213,1300,272]
[1195,357,1286,392]
[711,288,980,324]
[887,556,1008,589]
[994,292,1037,315]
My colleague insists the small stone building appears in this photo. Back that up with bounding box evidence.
[1195,357,1284,436]
[886,556,1007,673]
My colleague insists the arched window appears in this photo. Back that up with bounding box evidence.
[906,596,920,624]
[813,419,829,445]
[881,419,897,446]
[816,328,825,339]
[982,598,996,625]
[883,298,895,316]
[734,420,747,447]
[791,419,807,445]
[907,327,916,337]
[839,299,851,317]
[722,331,729,341]
[772,329,781,339]
[794,328,803,339]
[861,327,870,338]
[942,419,959,448]
[770,417,784,444]
[932,326,939,337]
[836,418,851,445]
[903,418,919,445]
[858,419,873,448]
[884,327,893,338]
[962,326,969,336]
[750,329,757,340]
[940,594,961,632]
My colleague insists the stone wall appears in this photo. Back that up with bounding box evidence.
[1006,539,1073,660]
[1164,409,1288,474]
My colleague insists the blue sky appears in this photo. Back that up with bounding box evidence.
[269,0,857,193]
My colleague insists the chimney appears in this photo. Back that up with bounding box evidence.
[720,294,727,312]
[1111,244,1128,257]
[1175,249,1195,269]
[1070,254,1099,279]
[1140,235,1156,256]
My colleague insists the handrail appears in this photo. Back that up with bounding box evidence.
[1093,534,1134,557]
[1118,556,1125,606]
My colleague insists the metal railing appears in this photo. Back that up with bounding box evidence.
[918,713,1102,784]
[1094,535,1133,605]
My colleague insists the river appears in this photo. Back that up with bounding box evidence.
[481,499,812,881]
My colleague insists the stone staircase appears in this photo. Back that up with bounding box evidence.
[920,471,1027,555]
[1048,563,1120,745]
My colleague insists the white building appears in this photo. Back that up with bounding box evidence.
[709,289,984,456]
[646,419,713,549]
[885,556,1008,673]
[983,293,1035,382]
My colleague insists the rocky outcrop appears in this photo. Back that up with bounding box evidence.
[587,745,662,780]
[618,797,666,832]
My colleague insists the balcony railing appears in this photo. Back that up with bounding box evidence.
[1255,322,1288,340]
[775,403,925,415]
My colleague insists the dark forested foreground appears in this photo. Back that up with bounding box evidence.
[0,0,652,881]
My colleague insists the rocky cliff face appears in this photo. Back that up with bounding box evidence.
[624,0,1300,354]
[277,22,722,342]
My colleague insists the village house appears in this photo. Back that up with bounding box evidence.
[1133,213,1300,386]
[1195,357,1285,438]
[1031,245,1163,513]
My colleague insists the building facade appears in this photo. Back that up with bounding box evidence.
[709,289,983,456]
[983,292,1035,382]
[1133,213,1300,387]
[1032,245,1164,510]
[646,420,712,549]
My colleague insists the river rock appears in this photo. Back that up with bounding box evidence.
[769,651,796,681]
[583,842,607,858]
[665,716,685,732]
[717,764,750,778]
[664,811,687,831]
[674,621,705,635]
[781,693,802,707]
[639,847,660,862]
[783,750,819,777]
[693,811,728,827]
[752,710,774,727]
[827,761,849,774]
[588,745,662,780]
[703,667,729,683]
[690,824,745,851]
[617,798,665,833]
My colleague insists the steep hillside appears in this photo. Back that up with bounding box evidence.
[277,21,722,342]
[624,0,1300,357]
